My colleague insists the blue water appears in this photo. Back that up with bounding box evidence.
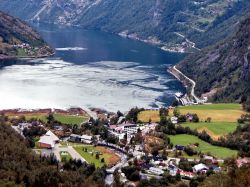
[0,23,185,111]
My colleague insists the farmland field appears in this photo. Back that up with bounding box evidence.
[169,134,238,158]
[181,122,238,139]
[138,104,246,123]
[178,104,246,122]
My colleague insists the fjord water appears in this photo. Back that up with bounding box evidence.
[0,24,185,112]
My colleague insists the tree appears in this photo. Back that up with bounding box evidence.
[95,153,100,160]
[159,108,169,117]
[206,117,212,123]
[47,113,54,124]
[173,108,181,117]
[192,114,199,123]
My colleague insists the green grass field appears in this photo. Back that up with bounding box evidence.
[138,104,246,123]
[60,151,72,162]
[73,145,120,168]
[179,103,241,110]
[181,122,238,139]
[169,134,238,158]
[9,113,88,125]
[54,114,88,125]
[179,104,246,122]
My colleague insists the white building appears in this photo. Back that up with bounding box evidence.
[81,135,92,144]
[171,116,178,124]
[38,130,59,149]
[193,163,209,173]
[108,123,157,140]
[148,167,164,176]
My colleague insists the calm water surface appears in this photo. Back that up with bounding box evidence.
[0,24,185,112]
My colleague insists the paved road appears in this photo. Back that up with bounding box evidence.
[173,65,201,102]
[54,144,87,163]
[83,108,98,120]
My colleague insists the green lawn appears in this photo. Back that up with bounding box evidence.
[181,122,238,136]
[54,114,88,125]
[73,146,106,168]
[73,145,120,168]
[17,48,27,56]
[60,151,72,162]
[14,113,88,125]
[25,115,48,123]
[169,134,238,159]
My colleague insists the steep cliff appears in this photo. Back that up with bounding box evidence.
[1,0,249,52]
[177,15,250,103]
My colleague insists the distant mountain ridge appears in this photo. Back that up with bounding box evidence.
[177,14,250,104]
[0,11,53,59]
[1,0,249,52]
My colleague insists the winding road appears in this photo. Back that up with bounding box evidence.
[173,65,201,102]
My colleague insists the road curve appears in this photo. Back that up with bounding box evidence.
[173,65,200,102]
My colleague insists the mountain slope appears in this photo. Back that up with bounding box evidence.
[0,11,53,59]
[0,0,249,52]
[177,15,250,104]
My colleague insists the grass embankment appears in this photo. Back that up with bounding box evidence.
[169,134,238,159]
[73,145,120,168]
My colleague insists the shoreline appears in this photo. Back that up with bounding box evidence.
[168,65,203,104]
[0,52,55,61]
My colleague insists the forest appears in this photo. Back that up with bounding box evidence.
[0,116,106,187]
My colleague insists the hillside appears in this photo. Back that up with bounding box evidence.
[177,15,250,106]
[0,120,105,186]
[0,0,249,52]
[0,11,53,59]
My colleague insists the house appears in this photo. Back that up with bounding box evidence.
[236,158,250,167]
[38,131,59,149]
[211,166,221,173]
[46,130,59,143]
[175,145,185,151]
[69,134,81,142]
[38,135,55,149]
[171,116,178,124]
[148,167,164,176]
[192,163,209,173]
[81,135,92,144]
[179,170,194,179]
[18,123,32,131]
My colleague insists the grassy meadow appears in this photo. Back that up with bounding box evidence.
[169,134,238,158]
[138,103,246,140]
[181,122,238,140]
[138,104,246,123]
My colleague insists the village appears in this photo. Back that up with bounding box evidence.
[3,104,249,186]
